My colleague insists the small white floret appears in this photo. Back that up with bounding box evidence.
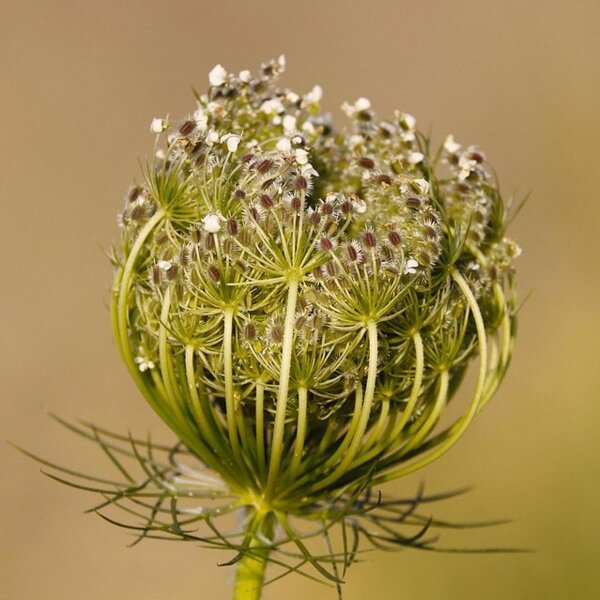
[238,69,251,83]
[222,133,240,153]
[355,97,371,112]
[150,117,167,134]
[404,259,419,274]
[260,97,285,115]
[295,148,309,165]
[408,152,424,164]
[276,137,292,153]
[134,356,155,372]
[304,85,323,104]
[282,115,297,135]
[444,134,461,154]
[209,64,227,87]
[349,134,364,149]
[413,178,430,194]
[193,108,208,131]
[353,198,367,214]
[401,113,417,130]
[206,130,220,146]
[203,214,221,233]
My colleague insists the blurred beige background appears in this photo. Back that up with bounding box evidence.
[1,1,599,598]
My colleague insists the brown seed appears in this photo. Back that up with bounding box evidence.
[346,244,359,262]
[205,234,216,251]
[320,236,333,252]
[321,204,334,218]
[363,230,377,248]
[260,194,274,209]
[358,156,375,169]
[295,176,308,190]
[166,265,178,281]
[325,260,338,277]
[388,230,402,246]
[257,159,274,173]
[130,204,146,221]
[151,266,161,286]
[207,264,221,282]
[270,324,284,344]
[227,218,239,236]
[179,120,195,136]
[244,322,257,341]
[191,227,202,244]
[340,199,353,214]
[406,197,421,210]
[128,186,143,202]
[423,225,437,239]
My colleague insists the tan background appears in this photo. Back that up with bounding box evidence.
[2,1,599,598]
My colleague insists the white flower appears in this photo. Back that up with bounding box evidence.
[301,120,316,135]
[150,117,167,134]
[404,258,419,274]
[282,115,297,135]
[193,108,208,131]
[295,148,309,165]
[444,134,461,154]
[286,91,300,103]
[276,137,292,153]
[458,153,477,180]
[408,151,424,164]
[413,178,430,194]
[205,130,220,146]
[300,163,319,178]
[401,113,416,130]
[238,69,251,83]
[349,134,364,149]
[155,149,166,160]
[134,356,155,372]
[353,198,367,214]
[203,213,221,233]
[304,85,323,104]
[208,64,227,87]
[221,133,241,153]
[260,97,285,115]
[342,97,371,117]
[278,54,286,68]
[157,260,172,270]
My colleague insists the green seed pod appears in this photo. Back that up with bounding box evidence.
[112,57,520,597]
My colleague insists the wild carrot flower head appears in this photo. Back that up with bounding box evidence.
[56,56,522,592]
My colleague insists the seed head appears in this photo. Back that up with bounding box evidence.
[109,57,522,591]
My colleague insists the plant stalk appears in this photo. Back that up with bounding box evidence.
[232,512,273,600]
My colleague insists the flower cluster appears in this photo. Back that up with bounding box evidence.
[108,57,520,592]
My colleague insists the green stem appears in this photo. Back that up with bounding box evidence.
[232,545,269,600]
[304,320,378,494]
[266,275,299,498]
[232,513,272,600]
